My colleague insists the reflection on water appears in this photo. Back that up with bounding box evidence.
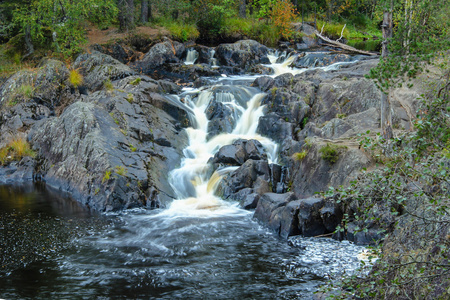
[0,185,366,299]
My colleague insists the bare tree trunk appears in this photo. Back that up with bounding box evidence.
[23,25,34,59]
[141,0,148,24]
[239,0,246,18]
[381,1,393,140]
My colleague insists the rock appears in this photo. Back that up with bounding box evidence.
[290,52,363,69]
[211,139,267,167]
[28,76,188,211]
[252,76,275,92]
[138,39,185,71]
[253,192,296,228]
[34,59,70,107]
[215,40,270,70]
[257,113,294,143]
[206,101,237,138]
[320,201,343,232]
[91,43,140,64]
[298,197,326,237]
[278,200,303,238]
[0,70,35,109]
[74,51,136,92]
[290,141,372,199]
[0,157,36,184]
[313,77,382,124]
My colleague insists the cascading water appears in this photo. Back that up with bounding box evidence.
[166,84,278,214]
[184,48,199,65]
[0,52,369,299]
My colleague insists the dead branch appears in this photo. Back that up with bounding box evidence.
[314,30,378,56]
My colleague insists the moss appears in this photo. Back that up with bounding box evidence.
[103,79,114,91]
[125,93,134,103]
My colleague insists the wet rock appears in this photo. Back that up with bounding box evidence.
[277,200,302,239]
[298,197,326,237]
[257,113,294,143]
[74,51,136,92]
[346,222,384,245]
[252,76,275,92]
[290,52,363,69]
[320,201,343,233]
[211,139,267,167]
[206,101,237,138]
[0,157,36,184]
[253,192,296,227]
[215,40,270,70]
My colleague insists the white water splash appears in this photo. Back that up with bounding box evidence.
[185,48,199,65]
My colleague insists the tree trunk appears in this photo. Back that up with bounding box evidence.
[141,0,148,24]
[381,2,393,140]
[23,25,34,59]
[118,0,135,32]
[239,0,246,18]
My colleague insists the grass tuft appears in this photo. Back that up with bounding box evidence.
[69,69,83,88]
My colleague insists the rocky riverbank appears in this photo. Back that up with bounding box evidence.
[0,34,429,246]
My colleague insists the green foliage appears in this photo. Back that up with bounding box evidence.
[319,143,343,163]
[129,144,137,152]
[129,77,141,85]
[125,93,134,103]
[293,150,307,161]
[114,165,128,176]
[12,0,118,58]
[69,69,83,88]
[103,79,114,91]
[0,136,35,165]
[323,67,450,299]
[102,169,111,184]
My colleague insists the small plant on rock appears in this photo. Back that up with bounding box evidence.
[102,170,111,184]
[319,143,341,164]
[69,69,83,88]
[115,165,128,176]
[0,136,36,165]
[130,77,141,85]
[293,150,307,161]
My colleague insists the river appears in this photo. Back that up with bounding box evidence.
[0,51,367,299]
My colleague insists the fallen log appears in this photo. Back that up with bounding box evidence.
[314,30,378,56]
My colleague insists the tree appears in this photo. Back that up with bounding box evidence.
[13,0,118,58]
[141,0,149,23]
[118,0,135,32]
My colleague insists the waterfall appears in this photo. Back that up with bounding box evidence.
[185,48,199,65]
[167,84,277,215]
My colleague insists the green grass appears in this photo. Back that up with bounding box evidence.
[114,165,128,176]
[104,79,114,91]
[152,18,199,42]
[102,169,111,183]
[130,77,141,85]
[293,150,308,162]
[0,136,36,165]
[69,69,83,88]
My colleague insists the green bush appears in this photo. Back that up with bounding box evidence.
[319,143,342,164]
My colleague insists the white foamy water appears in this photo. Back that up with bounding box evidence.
[184,48,199,65]
[166,85,278,216]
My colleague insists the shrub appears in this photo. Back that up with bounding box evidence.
[319,143,341,164]
[69,69,83,88]
[293,150,307,161]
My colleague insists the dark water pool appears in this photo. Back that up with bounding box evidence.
[0,184,365,299]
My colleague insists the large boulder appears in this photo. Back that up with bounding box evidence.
[210,139,267,167]
[138,38,185,70]
[215,40,270,70]
[74,51,136,92]
[28,75,189,211]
